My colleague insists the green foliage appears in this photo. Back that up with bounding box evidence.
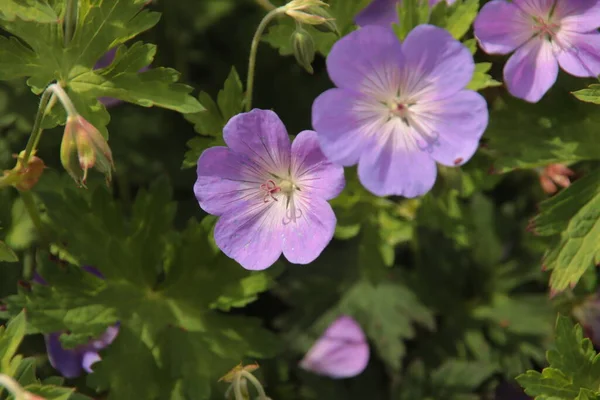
[0,240,17,262]
[517,315,600,400]
[393,0,430,41]
[430,0,479,40]
[531,168,600,292]
[0,0,58,23]
[182,67,243,168]
[572,84,600,104]
[0,311,84,400]
[0,0,202,136]
[467,62,502,91]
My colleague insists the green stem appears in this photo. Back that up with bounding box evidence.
[240,371,268,399]
[0,374,26,400]
[233,374,244,400]
[255,0,276,10]
[20,191,46,241]
[22,89,54,164]
[64,0,77,46]
[244,7,284,112]
[47,83,78,117]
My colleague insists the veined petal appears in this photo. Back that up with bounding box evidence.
[214,200,284,270]
[553,0,600,32]
[281,195,336,265]
[299,315,369,379]
[355,0,398,27]
[504,38,558,102]
[223,109,291,175]
[555,31,600,77]
[195,147,265,216]
[474,0,533,55]
[312,88,385,166]
[326,25,404,98]
[401,25,475,101]
[412,90,488,167]
[513,0,555,16]
[45,333,84,379]
[357,120,437,197]
[291,130,345,200]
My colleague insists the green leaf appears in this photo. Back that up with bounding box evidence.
[444,0,479,39]
[0,240,18,262]
[572,84,600,104]
[0,0,58,23]
[517,315,600,400]
[0,310,26,371]
[531,168,600,292]
[467,62,502,91]
[394,0,429,41]
[182,67,244,168]
[430,359,498,393]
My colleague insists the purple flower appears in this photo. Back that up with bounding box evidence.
[312,25,488,197]
[194,109,345,270]
[299,315,370,379]
[573,291,600,348]
[355,0,456,26]
[94,48,150,107]
[474,0,600,103]
[32,266,119,378]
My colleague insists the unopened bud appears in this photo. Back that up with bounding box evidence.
[292,28,316,74]
[537,163,575,194]
[303,6,338,33]
[60,115,114,187]
[285,9,329,25]
[1,150,46,191]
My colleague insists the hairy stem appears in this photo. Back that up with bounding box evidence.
[233,374,245,400]
[245,7,284,111]
[64,0,78,46]
[22,89,54,164]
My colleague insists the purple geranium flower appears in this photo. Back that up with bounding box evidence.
[32,266,119,378]
[474,0,600,103]
[299,315,370,379]
[312,25,488,197]
[194,109,345,271]
[94,48,150,107]
[356,0,456,26]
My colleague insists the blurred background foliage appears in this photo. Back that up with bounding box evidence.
[1,0,600,399]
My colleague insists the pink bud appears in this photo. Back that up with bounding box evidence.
[539,164,575,194]
[0,151,46,191]
[60,115,114,187]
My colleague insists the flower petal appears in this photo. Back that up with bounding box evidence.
[45,333,84,379]
[474,0,533,55]
[555,31,600,78]
[512,0,555,16]
[312,88,385,166]
[90,325,120,349]
[195,147,265,216]
[299,315,369,379]
[281,196,336,265]
[553,0,600,32]
[357,120,438,197]
[223,109,291,175]
[412,90,489,167]
[291,130,345,200]
[401,24,475,101]
[504,38,558,102]
[214,201,284,270]
[326,25,403,97]
[81,351,101,374]
[355,0,398,27]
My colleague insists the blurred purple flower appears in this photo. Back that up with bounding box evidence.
[195,109,345,270]
[312,25,488,197]
[355,0,456,26]
[573,292,600,348]
[299,315,370,379]
[94,48,150,107]
[474,0,600,103]
[32,266,119,379]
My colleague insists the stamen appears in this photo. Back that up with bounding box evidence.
[260,179,281,203]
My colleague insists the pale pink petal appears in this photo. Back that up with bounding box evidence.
[555,31,600,77]
[554,0,600,32]
[357,120,438,197]
[412,90,488,167]
[401,25,475,101]
[291,130,345,200]
[504,38,558,102]
[214,201,285,270]
[281,196,336,265]
[474,0,533,55]
[223,109,291,175]
[326,25,404,98]
[312,88,385,166]
[300,316,370,379]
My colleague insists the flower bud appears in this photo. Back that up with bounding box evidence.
[303,6,338,34]
[285,9,329,25]
[538,163,575,194]
[292,28,316,74]
[60,115,114,187]
[1,150,46,191]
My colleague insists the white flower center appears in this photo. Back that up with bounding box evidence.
[533,15,560,40]
[386,99,439,153]
[259,176,302,223]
